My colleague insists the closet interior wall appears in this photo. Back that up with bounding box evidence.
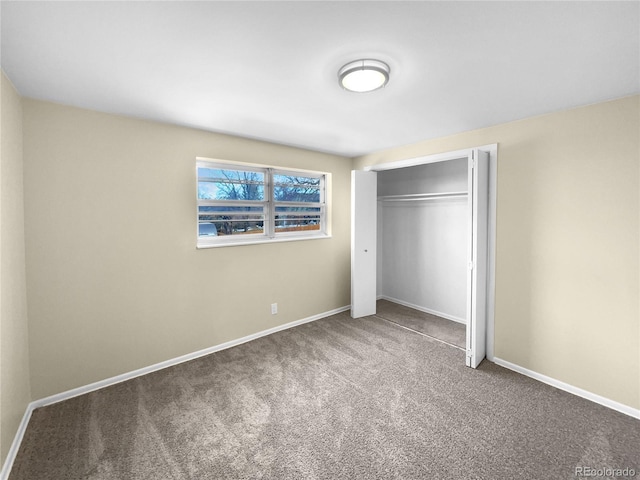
[376,158,468,323]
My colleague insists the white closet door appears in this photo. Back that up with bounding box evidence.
[351,170,377,318]
[466,149,489,367]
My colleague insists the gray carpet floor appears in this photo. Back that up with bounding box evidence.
[375,299,466,349]
[9,310,640,479]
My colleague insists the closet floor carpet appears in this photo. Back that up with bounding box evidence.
[376,299,466,349]
[9,311,640,479]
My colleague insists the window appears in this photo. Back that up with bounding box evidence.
[197,159,329,247]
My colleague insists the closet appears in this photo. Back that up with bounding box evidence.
[377,158,468,324]
[351,147,491,368]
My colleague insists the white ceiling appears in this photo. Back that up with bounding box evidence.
[2,1,638,157]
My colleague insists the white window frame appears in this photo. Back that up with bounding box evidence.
[196,157,330,248]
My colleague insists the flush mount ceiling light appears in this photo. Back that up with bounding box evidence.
[338,59,390,93]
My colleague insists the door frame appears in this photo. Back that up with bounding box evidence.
[360,144,498,362]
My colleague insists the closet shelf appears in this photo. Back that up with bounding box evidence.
[378,191,468,202]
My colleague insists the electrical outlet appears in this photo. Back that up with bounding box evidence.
[271,303,278,315]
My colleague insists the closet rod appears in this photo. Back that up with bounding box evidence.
[378,191,468,202]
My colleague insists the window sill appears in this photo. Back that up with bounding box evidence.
[197,233,332,249]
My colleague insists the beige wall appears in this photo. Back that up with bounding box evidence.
[22,99,352,399]
[11,91,640,421]
[354,95,640,409]
[0,72,31,464]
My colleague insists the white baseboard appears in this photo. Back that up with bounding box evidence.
[493,357,640,420]
[0,406,33,480]
[0,305,350,480]
[378,295,466,324]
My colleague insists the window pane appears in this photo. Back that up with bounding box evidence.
[198,167,265,201]
[197,161,327,246]
[273,174,320,203]
[275,206,321,233]
[198,206,265,236]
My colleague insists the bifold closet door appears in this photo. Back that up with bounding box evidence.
[466,149,489,368]
[351,170,377,318]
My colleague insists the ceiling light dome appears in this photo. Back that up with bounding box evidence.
[338,59,390,93]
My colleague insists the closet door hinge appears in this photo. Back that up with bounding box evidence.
[466,349,473,359]
[468,261,474,270]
